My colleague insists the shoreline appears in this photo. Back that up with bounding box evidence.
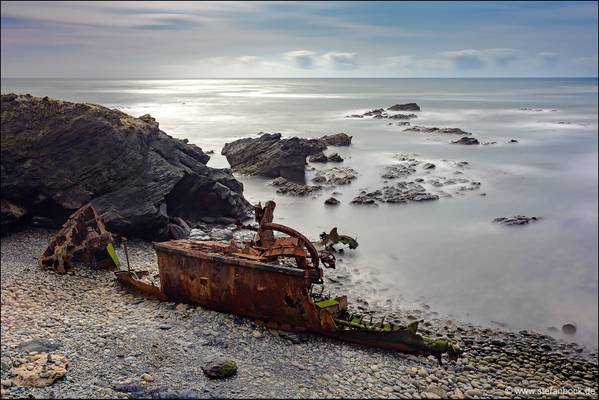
[1,228,597,399]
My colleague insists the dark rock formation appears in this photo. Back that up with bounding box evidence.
[508,139,519,143]
[312,167,357,186]
[351,182,439,205]
[452,137,480,145]
[327,153,344,163]
[388,113,417,120]
[221,133,326,181]
[404,126,472,135]
[493,216,540,226]
[269,177,321,196]
[320,133,352,146]
[308,152,328,163]
[363,108,386,116]
[422,163,436,170]
[1,93,251,239]
[387,103,421,111]
[324,197,340,205]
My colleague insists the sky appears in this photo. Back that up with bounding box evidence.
[1,1,597,78]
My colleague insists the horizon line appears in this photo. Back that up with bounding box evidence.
[1,76,598,80]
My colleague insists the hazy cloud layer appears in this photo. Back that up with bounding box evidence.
[1,1,597,77]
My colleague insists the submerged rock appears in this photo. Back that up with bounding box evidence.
[351,182,439,205]
[387,103,421,111]
[493,216,540,226]
[562,323,577,335]
[0,93,251,240]
[508,139,519,143]
[270,177,322,196]
[222,133,326,181]
[452,137,480,145]
[388,113,418,120]
[312,167,357,186]
[381,163,418,179]
[324,197,340,205]
[320,133,352,146]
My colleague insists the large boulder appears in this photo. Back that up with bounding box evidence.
[1,93,252,240]
[387,103,421,111]
[221,133,326,181]
[320,133,352,146]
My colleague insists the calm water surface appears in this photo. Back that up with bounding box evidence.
[2,78,597,347]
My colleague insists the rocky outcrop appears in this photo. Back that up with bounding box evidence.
[452,137,480,145]
[311,167,357,186]
[221,133,326,181]
[269,177,322,196]
[351,182,439,205]
[404,126,471,135]
[320,133,352,146]
[493,216,540,226]
[387,103,421,111]
[308,152,328,163]
[1,93,251,239]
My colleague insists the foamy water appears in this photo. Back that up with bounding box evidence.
[2,78,597,348]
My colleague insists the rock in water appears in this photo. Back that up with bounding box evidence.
[324,197,340,205]
[561,322,577,335]
[404,126,471,135]
[201,357,238,379]
[221,133,326,181]
[320,133,352,146]
[327,153,344,163]
[452,137,480,145]
[308,152,329,163]
[387,103,421,111]
[493,216,540,226]
[0,93,251,240]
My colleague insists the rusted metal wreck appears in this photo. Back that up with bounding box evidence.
[116,200,462,363]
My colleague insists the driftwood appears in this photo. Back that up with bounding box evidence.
[38,204,117,273]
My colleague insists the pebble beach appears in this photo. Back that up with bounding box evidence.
[1,229,597,399]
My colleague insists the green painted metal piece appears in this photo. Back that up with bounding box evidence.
[315,298,339,309]
[106,243,121,268]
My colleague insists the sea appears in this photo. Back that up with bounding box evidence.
[2,77,597,348]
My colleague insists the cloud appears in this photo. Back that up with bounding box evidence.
[322,52,358,70]
[485,48,518,66]
[443,49,486,69]
[537,51,559,65]
[284,50,358,70]
[443,48,519,69]
[384,55,414,68]
[285,50,318,69]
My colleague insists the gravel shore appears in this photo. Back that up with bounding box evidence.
[1,229,597,399]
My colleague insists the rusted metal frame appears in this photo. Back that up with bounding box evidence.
[38,204,115,274]
[153,241,307,277]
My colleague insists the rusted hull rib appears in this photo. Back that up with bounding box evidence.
[114,271,166,301]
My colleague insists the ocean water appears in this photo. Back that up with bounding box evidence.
[2,78,598,347]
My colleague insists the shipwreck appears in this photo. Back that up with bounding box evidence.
[41,201,462,363]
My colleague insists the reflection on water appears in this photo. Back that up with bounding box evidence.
[2,78,597,348]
